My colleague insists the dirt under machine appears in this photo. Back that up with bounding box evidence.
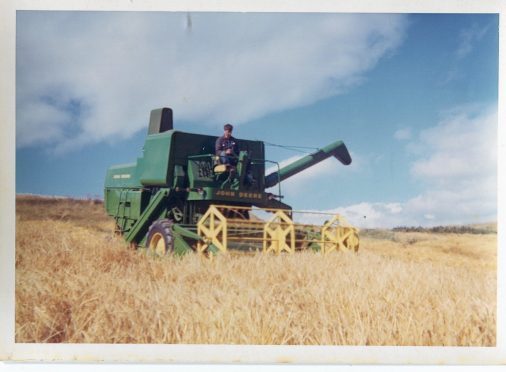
[104,108,359,256]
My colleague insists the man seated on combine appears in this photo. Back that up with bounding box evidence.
[215,123,239,166]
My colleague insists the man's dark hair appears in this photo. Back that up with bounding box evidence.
[224,123,233,131]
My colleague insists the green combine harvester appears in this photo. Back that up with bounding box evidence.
[104,108,359,256]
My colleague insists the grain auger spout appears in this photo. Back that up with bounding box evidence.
[264,140,352,189]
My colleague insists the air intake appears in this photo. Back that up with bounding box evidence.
[148,107,173,134]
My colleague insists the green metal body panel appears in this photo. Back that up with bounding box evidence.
[137,132,173,186]
[124,188,170,243]
[104,188,151,233]
[104,108,352,251]
[171,224,202,255]
[105,163,141,188]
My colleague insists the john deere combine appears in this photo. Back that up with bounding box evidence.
[104,108,359,255]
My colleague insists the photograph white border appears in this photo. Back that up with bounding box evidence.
[1,0,504,364]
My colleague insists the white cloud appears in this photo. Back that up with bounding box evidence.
[265,150,361,197]
[393,127,412,141]
[332,202,404,228]
[322,104,497,228]
[16,12,408,152]
[291,202,403,228]
[16,100,73,147]
[456,23,490,59]
[411,104,497,183]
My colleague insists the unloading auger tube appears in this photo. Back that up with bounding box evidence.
[103,107,359,256]
[264,140,352,188]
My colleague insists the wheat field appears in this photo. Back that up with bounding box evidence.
[15,195,496,345]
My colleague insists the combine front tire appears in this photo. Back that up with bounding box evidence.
[146,219,174,256]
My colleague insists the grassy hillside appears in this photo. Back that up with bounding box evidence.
[15,195,496,345]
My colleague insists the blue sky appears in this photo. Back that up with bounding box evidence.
[15,12,498,228]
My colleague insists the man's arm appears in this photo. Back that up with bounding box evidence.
[215,136,223,155]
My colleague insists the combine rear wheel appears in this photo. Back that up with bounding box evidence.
[146,219,174,256]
